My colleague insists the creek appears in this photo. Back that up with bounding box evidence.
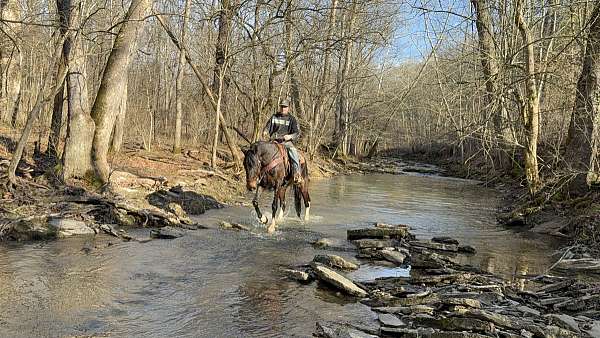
[0,173,564,337]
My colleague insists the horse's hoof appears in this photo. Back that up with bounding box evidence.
[260,215,268,224]
[267,223,276,234]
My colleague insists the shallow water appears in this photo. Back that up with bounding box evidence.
[0,173,563,337]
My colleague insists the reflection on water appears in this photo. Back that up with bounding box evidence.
[0,174,563,337]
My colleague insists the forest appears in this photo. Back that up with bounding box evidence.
[0,0,596,197]
[3,1,600,337]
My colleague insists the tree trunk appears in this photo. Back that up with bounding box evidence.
[284,0,306,137]
[110,80,127,154]
[60,0,96,180]
[338,2,357,156]
[90,0,150,184]
[310,0,338,155]
[564,1,600,193]
[515,0,541,195]
[47,0,71,161]
[212,0,242,168]
[0,0,21,126]
[8,37,67,184]
[173,0,190,154]
[471,0,513,144]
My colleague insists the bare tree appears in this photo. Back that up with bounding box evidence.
[564,1,600,193]
[471,0,513,144]
[61,0,96,179]
[90,0,151,184]
[173,0,190,154]
[515,0,541,195]
[0,0,21,126]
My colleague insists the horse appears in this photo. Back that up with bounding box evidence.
[243,141,311,233]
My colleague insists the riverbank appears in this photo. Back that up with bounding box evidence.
[392,148,600,259]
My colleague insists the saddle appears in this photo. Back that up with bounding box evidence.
[260,142,305,177]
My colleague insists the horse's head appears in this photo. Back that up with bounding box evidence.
[243,144,261,191]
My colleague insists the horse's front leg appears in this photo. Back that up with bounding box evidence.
[267,188,279,234]
[253,186,268,224]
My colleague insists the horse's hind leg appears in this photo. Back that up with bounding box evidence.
[276,187,287,221]
[253,187,267,224]
[301,184,311,222]
[267,190,279,234]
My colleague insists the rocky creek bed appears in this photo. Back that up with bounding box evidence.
[279,223,600,337]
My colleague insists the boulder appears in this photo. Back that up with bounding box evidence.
[150,226,186,239]
[311,263,367,297]
[458,245,477,254]
[313,254,359,270]
[2,216,56,241]
[48,218,95,237]
[380,249,407,266]
[219,221,250,231]
[166,202,188,219]
[282,269,311,283]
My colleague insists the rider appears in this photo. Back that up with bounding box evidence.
[263,99,303,184]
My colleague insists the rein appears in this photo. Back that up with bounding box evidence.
[258,143,288,178]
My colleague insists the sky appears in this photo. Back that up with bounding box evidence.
[383,0,473,64]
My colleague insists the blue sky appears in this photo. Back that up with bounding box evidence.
[384,0,473,64]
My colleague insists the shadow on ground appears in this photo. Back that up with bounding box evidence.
[146,186,224,215]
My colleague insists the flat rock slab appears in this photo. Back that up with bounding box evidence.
[555,294,600,311]
[378,313,406,327]
[315,322,378,338]
[311,263,367,297]
[442,298,481,309]
[347,227,410,240]
[555,259,600,274]
[431,236,459,245]
[413,316,495,335]
[353,239,397,249]
[411,240,458,252]
[374,305,435,316]
[150,226,186,239]
[545,314,581,333]
[48,218,95,237]
[535,279,574,294]
[313,254,359,270]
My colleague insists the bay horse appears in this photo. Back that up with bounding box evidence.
[243,141,311,233]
